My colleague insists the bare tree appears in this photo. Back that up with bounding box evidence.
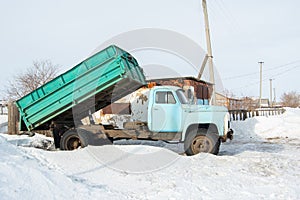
[280,91,300,108]
[6,60,59,100]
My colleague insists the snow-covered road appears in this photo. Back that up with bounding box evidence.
[0,108,299,199]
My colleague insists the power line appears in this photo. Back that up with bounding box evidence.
[229,64,300,91]
[205,2,219,21]
[212,0,242,33]
[269,64,300,79]
[265,60,300,72]
[223,60,300,80]
[223,71,258,80]
[219,0,243,31]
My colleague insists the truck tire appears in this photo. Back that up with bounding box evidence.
[60,130,88,150]
[184,128,220,156]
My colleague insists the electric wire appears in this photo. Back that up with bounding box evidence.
[224,60,300,80]
[212,0,242,33]
[228,64,300,92]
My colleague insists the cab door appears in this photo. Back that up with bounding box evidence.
[151,90,182,132]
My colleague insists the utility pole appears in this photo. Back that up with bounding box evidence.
[202,0,216,105]
[269,79,273,107]
[273,88,276,106]
[258,61,264,108]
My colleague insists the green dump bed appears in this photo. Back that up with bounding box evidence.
[16,45,146,131]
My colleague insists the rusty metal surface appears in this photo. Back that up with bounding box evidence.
[94,88,150,128]
[102,103,131,115]
[104,128,181,141]
[149,77,212,99]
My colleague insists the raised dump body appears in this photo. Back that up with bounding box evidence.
[16,45,146,131]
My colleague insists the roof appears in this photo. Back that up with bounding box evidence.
[149,76,212,85]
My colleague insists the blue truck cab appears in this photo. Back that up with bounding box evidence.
[142,86,232,155]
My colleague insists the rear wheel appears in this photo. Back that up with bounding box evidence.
[184,128,220,156]
[60,130,88,150]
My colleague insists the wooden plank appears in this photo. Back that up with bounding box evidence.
[8,102,19,135]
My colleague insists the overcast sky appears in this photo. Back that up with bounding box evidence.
[0,0,299,101]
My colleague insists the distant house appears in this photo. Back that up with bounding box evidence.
[215,93,242,110]
[258,99,270,108]
[241,98,270,109]
[215,94,282,110]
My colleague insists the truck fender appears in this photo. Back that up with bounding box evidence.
[182,123,219,141]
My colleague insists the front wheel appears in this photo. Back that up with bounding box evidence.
[184,128,220,156]
[60,130,88,150]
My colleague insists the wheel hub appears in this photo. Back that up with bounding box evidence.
[67,137,81,150]
[191,135,213,154]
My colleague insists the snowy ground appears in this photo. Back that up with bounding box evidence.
[0,108,299,199]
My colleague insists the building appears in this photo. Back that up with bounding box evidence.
[149,77,212,102]
[215,93,242,110]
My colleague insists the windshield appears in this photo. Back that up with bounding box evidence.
[176,89,189,104]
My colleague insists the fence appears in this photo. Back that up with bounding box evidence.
[229,108,285,121]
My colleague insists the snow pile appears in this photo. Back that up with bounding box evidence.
[0,109,300,199]
[232,108,300,140]
[0,115,8,133]
[254,108,300,139]
[4,133,54,150]
[0,136,91,199]
[0,115,7,124]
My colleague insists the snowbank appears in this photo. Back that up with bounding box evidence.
[0,115,7,124]
[0,115,8,133]
[0,136,94,199]
[0,109,299,199]
[232,107,300,140]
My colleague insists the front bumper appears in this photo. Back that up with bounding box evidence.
[227,129,234,140]
[221,129,234,142]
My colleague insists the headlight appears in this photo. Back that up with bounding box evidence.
[223,113,229,136]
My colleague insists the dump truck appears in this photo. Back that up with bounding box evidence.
[15,45,233,155]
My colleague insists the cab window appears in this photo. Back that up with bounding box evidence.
[155,91,176,104]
